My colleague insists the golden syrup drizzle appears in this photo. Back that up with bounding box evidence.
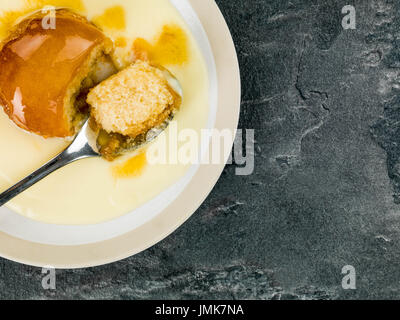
[92,5,126,31]
[112,152,147,179]
[0,10,106,137]
[132,24,189,66]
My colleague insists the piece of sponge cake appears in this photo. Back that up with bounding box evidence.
[87,60,180,138]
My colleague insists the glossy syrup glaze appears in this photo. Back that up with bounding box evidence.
[0,10,106,137]
[132,24,189,66]
[0,0,210,225]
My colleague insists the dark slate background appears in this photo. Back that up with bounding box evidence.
[1,0,400,300]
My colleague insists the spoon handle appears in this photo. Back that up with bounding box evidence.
[0,153,72,206]
[0,121,98,207]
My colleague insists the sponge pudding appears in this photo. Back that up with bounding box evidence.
[0,9,112,138]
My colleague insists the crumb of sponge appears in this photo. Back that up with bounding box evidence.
[87,60,178,138]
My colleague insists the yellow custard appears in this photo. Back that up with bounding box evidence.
[0,0,209,225]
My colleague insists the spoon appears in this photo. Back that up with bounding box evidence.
[0,67,182,207]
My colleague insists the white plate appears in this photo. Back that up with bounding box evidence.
[0,0,241,268]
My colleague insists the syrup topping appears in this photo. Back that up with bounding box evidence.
[0,10,106,137]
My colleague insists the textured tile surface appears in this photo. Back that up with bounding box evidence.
[1,0,400,299]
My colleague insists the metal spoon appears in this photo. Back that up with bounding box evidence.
[0,67,182,207]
